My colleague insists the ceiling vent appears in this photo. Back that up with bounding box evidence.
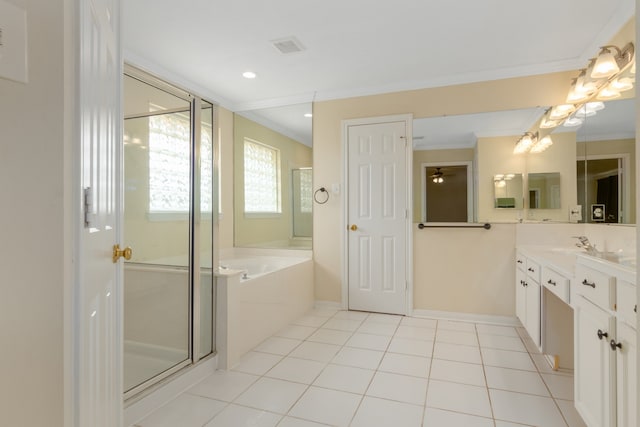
[271,36,305,54]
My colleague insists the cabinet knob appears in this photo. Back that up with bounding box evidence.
[517,260,523,264]
[610,339,622,351]
[597,329,608,340]
[527,267,534,272]
[547,279,556,286]
[634,305,637,314]
[582,279,596,289]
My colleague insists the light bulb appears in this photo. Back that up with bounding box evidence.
[591,47,620,79]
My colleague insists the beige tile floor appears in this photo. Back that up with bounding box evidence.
[134,308,586,427]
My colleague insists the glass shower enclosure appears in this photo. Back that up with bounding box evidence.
[122,69,216,397]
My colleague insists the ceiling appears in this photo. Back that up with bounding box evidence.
[123,0,634,142]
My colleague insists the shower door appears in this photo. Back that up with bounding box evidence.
[122,71,216,397]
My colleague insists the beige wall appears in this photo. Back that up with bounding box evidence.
[0,0,65,425]
[313,71,575,305]
[413,224,516,315]
[233,114,312,247]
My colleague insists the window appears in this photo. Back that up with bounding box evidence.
[244,138,281,214]
[148,111,213,215]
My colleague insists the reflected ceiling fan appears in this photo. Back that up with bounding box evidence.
[430,167,444,184]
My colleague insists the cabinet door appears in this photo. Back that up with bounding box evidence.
[525,280,541,347]
[615,320,637,427]
[574,296,614,427]
[516,268,527,327]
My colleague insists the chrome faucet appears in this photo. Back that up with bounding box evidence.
[573,236,598,254]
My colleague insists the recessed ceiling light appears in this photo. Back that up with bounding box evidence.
[304,113,312,118]
[242,71,257,79]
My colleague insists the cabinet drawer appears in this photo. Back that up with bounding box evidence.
[617,279,637,325]
[542,267,570,303]
[575,264,615,310]
[515,253,526,272]
[526,259,541,284]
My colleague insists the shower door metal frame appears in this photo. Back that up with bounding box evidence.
[122,66,217,400]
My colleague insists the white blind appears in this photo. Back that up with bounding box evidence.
[244,138,280,213]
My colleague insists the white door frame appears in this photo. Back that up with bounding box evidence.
[420,161,474,223]
[341,114,413,315]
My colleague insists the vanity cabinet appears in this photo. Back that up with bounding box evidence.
[574,259,637,427]
[515,252,541,348]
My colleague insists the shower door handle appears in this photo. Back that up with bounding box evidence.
[113,244,133,263]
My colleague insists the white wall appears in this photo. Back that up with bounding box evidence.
[0,0,67,425]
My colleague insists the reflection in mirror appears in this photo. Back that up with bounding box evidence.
[493,174,523,209]
[422,164,473,222]
[234,103,313,249]
[573,97,636,224]
[528,172,561,209]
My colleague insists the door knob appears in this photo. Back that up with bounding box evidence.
[350,224,358,231]
[112,244,133,263]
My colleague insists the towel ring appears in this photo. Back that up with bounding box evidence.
[313,187,329,204]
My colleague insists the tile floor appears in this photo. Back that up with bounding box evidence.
[134,308,586,427]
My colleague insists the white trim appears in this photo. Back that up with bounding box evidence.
[341,114,414,315]
[123,355,217,427]
[420,161,474,223]
[411,309,520,327]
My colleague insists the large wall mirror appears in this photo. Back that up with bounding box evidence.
[571,97,636,224]
[233,103,313,249]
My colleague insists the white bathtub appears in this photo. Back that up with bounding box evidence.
[216,248,314,368]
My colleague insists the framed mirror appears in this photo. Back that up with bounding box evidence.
[493,173,523,209]
[528,172,561,209]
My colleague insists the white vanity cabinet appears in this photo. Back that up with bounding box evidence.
[515,252,541,348]
[573,257,637,427]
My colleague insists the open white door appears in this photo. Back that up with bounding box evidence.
[74,0,122,425]
[346,118,411,315]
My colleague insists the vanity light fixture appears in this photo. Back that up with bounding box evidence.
[609,76,635,92]
[563,116,583,127]
[596,85,621,100]
[549,104,576,120]
[530,135,553,153]
[566,78,591,103]
[540,118,561,129]
[591,46,622,79]
[513,132,536,154]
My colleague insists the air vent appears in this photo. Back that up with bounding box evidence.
[271,36,305,54]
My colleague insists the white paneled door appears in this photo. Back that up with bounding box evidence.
[347,119,410,315]
[75,0,122,425]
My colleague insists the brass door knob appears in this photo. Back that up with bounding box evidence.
[113,244,133,263]
[350,224,358,231]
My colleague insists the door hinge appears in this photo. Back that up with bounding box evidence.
[84,187,95,228]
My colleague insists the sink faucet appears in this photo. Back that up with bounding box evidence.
[573,236,598,254]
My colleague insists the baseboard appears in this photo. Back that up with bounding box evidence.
[124,355,217,427]
[314,300,342,310]
[411,309,520,326]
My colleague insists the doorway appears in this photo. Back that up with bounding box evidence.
[343,116,412,315]
[122,69,216,398]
